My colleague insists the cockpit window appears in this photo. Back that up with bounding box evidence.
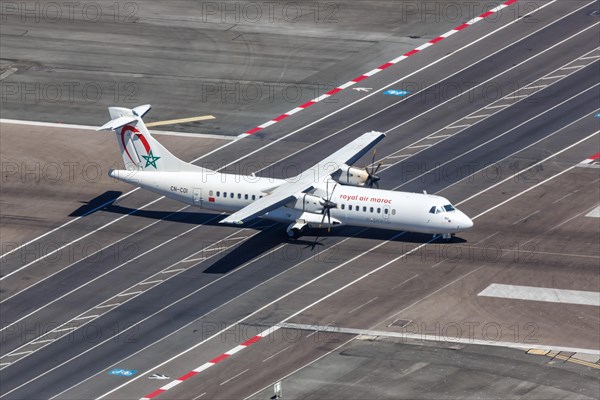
[443,204,455,212]
[429,206,436,214]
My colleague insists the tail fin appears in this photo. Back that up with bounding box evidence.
[98,105,203,172]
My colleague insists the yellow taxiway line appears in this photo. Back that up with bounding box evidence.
[145,115,215,127]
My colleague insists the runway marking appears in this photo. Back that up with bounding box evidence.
[0,119,234,140]
[262,345,291,362]
[373,33,600,174]
[219,368,249,386]
[585,205,600,218]
[0,0,559,272]
[552,192,574,203]
[465,114,489,119]
[446,124,471,129]
[274,323,600,355]
[73,315,98,320]
[512,210,540,225]
[561,65,587,69]
[95,303,121,309]
[161,268,185,274]
[542,74,568,79]
[478,284,600,306]
[393,84,600,194]
[192,393,206,399]
[0,223,278,373]
[391,274,419,290]
[17,3,596,396]
[117,291,143,297]
[238,0,532,137]
[0,196,165,281]
[83,121,593,400]
[348,297,378,314]
[0,68,17,81]
[139,280,163,285]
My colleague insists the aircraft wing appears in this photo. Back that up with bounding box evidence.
[220,131,385,225]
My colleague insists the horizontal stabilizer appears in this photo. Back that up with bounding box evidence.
[97,115,138,131]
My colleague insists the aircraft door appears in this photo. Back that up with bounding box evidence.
[193,188,202,207]
[383,205,390,219]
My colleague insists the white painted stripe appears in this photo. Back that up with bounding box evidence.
[364,68,382,77]
[138,280,163,285]
[162,268,185,274]
[415,43,433,51]
[389,55,408,63]
[193,363,213,373]
[6,351,32,357]
[542,75,568,79]
[258,120,276,129]
[478,284,600,306]
[95,303,120,309]
[467,16,483,24]
[512,210,540,225]
[348,297,378,314]
[259,326,280,338]
[117,291,142,297]
[465,114,489,119]
[585,206,600,218]
[428,134,453,139]
[160,380,182,390]
[276,323,600,355]
[219,368,248,385]
[446,124,471,129]
[225,345,246,355]
[561,65,586,70]
[580,55,600,59]
[73,315,98,320]
[285,107,304,116]
[0,119,235,140]
[338,81,356,89]
[441,30,458,38]
[485,104,511,109]
[312,94,330,102]
[0,68,18,80]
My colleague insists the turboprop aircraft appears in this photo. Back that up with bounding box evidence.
[99,105,473,239]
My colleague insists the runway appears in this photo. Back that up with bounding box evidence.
[1,0,599,399]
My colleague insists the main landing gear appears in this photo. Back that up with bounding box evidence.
[286,220,307,239]
[433,233,454,242]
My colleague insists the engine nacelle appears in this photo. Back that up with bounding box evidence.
[332,164,370,187]
[288,193,328,214]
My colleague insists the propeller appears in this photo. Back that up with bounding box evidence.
[311,180,338,249]
[365,149,382,188]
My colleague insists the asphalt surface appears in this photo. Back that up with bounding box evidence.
[1,0,599,399]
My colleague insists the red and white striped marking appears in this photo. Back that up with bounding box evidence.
[140,326,279,400]
[238,0,520,138]
[579,152,600,165]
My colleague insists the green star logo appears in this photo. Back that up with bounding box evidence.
[141,150,161,169]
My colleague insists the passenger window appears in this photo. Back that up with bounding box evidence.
[245,194,248,200]
[260,195,263,199]
[392,209,396,215]
[209,190,214,196]
[349,205,353,211]
[341,204,345,210]
[237,193,241,199]
[216,191,220,197]
[370,207,374,213]
[363,206,367,212]
[356,206,360,212]
[377,208,381,214]
[384,208,388,214]
[223,192,227,198]
[230,193,234,198]
[252,195,256,200]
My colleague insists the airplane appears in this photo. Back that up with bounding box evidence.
[98,105,473,240]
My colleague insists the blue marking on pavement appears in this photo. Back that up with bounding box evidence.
[595,113,600,118]
[384,89,409,97]
[109,368,138,377]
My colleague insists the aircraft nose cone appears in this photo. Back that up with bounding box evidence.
[458,211,473,229]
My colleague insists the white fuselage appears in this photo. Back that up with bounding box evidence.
[110,169,473,235]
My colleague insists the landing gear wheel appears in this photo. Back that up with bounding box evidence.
[287,228,302,239]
